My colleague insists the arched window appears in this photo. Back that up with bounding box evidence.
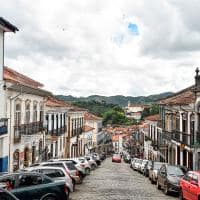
[25,100,31,124]
[15,100,21,126]
[33,101,38,122]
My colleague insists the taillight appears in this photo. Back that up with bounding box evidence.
[75,170,79,176]
[64,184,68,193]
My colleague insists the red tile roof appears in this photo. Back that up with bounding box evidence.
[84,112,102,121]
[82,125,95,132]
[4,66,43,88]
[46,97,71,108]
[145,114,160,122]
[159,86,195,106]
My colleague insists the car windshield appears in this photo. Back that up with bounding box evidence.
[153,163,162,170]
[167,166,184,176]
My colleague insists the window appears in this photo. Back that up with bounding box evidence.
[39,103,44,122]
[40,169,65,178]
[15,102,21,126]
[25,101,31,124]
[33,102,38,122]
[183,172,193,182]
[18,175,43,187]
[65,162,76,170]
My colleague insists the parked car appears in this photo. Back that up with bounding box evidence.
[99,152,106,161]
[149,161,163,184]
[139,160,148,174]
[0,187,19,200]
[0,172,69,200]
[57,158,87,178]
[132,158,140,170]
[134,159,143,171]
[143,160,153,177]
[77,157,92,174]
[130,158,137,168]
[112,154,121,163]
[85,156,98,170]
[123,154,131,163]
[91,153,101,166]
[137,159,144,172]
[179,171,200,200]
[40,161,81,184]
[24,166,74,193]
[157,164,184,195]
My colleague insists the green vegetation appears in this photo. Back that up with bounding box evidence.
[141,104,159,119]
[72,100,136,126]
[56,92,173,107]
[102,106,136,126]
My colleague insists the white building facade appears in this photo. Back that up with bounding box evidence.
[0,18,18,172]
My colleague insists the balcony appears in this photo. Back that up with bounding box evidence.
[0,118,8,136]
[14,121,43,143]
[163,130,195,147]
[49,126,67,136]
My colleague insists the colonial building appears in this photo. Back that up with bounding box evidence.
[0,18,18,172]
[80,125,94,155]
[125,102,148,120]
[4,67,51,172]
[159,85,195,170]
[44,97,71,160]
[84,112,104,152]
[143,114,165,161]
[67,107,85,158]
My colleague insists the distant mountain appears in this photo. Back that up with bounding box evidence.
[56,92,173,107]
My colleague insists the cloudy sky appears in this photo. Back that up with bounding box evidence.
[0,0,199,97]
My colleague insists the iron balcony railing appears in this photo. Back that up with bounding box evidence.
[14,121,43,143]
[163,130,195,147]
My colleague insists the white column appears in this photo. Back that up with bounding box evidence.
[180,150,183,166]
[186,151,189,168]
[48,114,51,132]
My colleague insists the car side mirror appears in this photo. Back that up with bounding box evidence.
[191,180,198,186]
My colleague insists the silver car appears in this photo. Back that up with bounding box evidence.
[24,166,74,193]
[149,161,163,184]
[85,156,98,170]
[140,159,148,174]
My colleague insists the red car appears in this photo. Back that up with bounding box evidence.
[180,171,200,200]
[112,154,121,163]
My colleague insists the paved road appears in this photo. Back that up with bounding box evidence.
[70,158,178,200]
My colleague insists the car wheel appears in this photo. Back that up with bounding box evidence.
[157,181,161,190]
[86,168,90,174]
[42,196,57,200]
[72,179,76,192]
[164,185,169,195]
[91,164,96,170]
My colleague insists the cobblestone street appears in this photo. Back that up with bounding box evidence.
[70,158,179,200]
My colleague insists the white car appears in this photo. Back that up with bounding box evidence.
[23,166,74,193]
[85,156,98,170]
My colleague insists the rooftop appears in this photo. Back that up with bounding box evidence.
[46,96,71,108]
[159,85,195,106]
[84,112,102,121]
[145,114,160,122]
[82,125,95,132]
[4,66,44,89]
[0,17,18,32]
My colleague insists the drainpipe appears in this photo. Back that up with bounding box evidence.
[8,86,22,172]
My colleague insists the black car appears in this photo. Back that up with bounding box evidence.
[143,160,152,177]
[0,172,69,200]
[0,188,19,200]
[157,164,184,195]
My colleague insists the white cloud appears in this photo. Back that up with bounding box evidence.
[0,0,199,97]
